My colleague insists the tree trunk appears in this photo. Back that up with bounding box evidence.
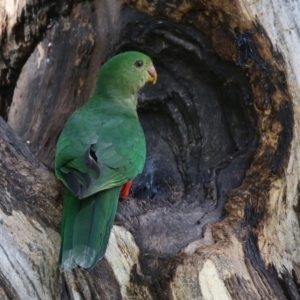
[1,0,300,299]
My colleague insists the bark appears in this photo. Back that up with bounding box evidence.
[0,0,300,299]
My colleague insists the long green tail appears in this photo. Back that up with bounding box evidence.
[59,187,121,270]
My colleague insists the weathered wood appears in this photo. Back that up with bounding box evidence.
[0,117,61,299]
[1,0,300,299]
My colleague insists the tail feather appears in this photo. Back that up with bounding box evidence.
[59,187,120,270]
[59,189,79,270]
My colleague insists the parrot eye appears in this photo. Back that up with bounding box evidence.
[135,60,143,67]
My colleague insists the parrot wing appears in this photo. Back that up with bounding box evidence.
[55,107,146,198]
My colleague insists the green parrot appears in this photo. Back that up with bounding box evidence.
[55,51,157,270]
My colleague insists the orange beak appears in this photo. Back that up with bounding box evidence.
[147,65,157,84]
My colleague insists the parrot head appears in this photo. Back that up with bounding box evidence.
[99,51,157,96]
[121,51,157,85]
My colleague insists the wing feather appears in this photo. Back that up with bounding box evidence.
[55,106,146,198]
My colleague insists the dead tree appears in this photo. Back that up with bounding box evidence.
[0,0,300,299]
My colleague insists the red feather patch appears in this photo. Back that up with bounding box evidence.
[120,180,133,197]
